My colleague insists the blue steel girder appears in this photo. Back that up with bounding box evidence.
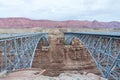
[0,32,49,72]
[64,32,120,80]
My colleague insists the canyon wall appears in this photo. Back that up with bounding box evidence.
[32,28,100,76]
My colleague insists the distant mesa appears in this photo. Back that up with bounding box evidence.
[0,18,120,28]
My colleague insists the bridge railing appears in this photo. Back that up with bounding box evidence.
[0,32,49,72]
[64,32,120,80]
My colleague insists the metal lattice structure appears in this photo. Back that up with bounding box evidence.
[0,32,49,72]
[64,32,120,80]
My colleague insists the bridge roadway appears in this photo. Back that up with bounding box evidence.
[64,32,120,80]
[0,32,119,80]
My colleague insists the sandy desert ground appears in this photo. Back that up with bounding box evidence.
[0,69,106,80]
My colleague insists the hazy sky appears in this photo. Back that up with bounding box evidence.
[0,0,119,21]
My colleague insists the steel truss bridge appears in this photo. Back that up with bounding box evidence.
[0,32,119,80]
[0,32,49,72]
[64,32,120,80]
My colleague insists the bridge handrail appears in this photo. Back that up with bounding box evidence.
[0,32,47,40]
[64,32,120,37]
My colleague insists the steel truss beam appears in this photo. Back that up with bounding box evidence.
[64,32,120,80]
[0,32,49,72]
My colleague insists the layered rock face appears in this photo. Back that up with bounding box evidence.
[0,18,120,28]
[32,30,100,76]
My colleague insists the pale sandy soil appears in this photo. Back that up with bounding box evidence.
[0,69,106,80]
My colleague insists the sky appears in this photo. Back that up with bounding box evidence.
[0,0,119,21]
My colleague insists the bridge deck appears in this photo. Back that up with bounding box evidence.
[0,32,47,39]
[64,32,120,37]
